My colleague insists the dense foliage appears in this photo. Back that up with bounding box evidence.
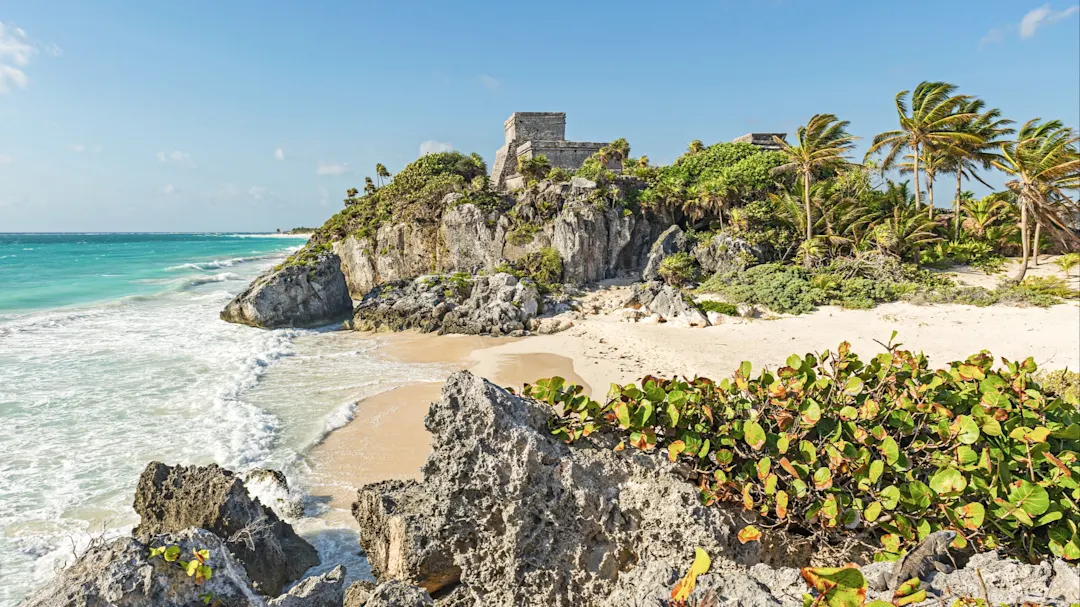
[493,247,564,293]
[525,340,1080,563]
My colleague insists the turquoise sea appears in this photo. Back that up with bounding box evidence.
[0,233,454,604]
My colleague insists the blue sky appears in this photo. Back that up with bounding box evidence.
[1,1,1078,232]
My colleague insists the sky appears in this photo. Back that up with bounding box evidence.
[1,1,1078,232]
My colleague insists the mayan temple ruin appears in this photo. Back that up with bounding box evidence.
[490,111,788,190]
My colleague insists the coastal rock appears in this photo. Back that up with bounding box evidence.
[364,581,435,607]
[133,462,319,596]
[269,565,346,607]
[343,581,377,607]
[623,281,709,327]
[641,224,688,281]
[351,371,762,605]
[692,231,754,275]
[220,253,352,329]
[21,528,267,607]
[243,468,305,519]
[352,273,540,337]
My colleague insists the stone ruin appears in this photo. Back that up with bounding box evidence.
[491,112,613,190]
[489,111,788,190]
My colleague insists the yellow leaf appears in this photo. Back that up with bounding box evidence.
[670,547,712,602]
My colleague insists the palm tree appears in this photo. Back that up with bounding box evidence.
[865,82,979,215]
[992,119,1080,281]
[684,177,738,228]
[363,176,376,195]
[871,202,942,263]
[940,101,1014,238]
[376,163,391,187]
[960,193,1010,238]
[687,140,705,154]
[898,148,946,219]
[771,114,858,245]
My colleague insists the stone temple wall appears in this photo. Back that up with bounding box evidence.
[492,112,611,189]
[732,133,787,152]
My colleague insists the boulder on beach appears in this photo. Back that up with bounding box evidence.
[21,528,266,607]
[220,252,352,329]
[133,462,320,596]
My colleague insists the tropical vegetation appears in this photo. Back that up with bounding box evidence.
[525,339,1080,564]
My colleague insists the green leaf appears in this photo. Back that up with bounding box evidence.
[1008,480,1050,516]
[864,501,883,522]
[739,360,752,378]
[744,421,767,450]
[843,376,864,396]
[799,566,867,607]
[868,460,884,483]
[901,481,933,509]
[879,436,899,465]
[955,502,985,530]
[613,401,630,429]
[164,546,181,562]
[952,415,980,445]
[814,467,833,490]
[879,485,900,510]
[929,468,967,495]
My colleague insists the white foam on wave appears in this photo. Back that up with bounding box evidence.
[164,252,283,272]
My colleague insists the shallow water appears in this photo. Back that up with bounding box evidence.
[0,233,451,604]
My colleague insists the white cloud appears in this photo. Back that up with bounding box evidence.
[316,161,350,175]
[160,184,176,195]
[67,143,86,152]
[0,64,28,94]
[1020,4,1079,37]
[157,150,195,167]
[479,74,500,91]
[419,140,453,156]
[978,28,1004,49]
[0,154,14,164]
[274,147,285,161]
[0,22,58,94]
[0,23,35,66]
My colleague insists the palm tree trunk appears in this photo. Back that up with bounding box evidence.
[912,143,921,211]
[1014,199,1030,282]
[1033,220,1042,266]
[954,170,963,240]
[803,172,812,241]
[926,170,935,219]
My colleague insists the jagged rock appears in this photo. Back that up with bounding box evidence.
[243,468,305,519]
[21,528,267,607]
[344,581,377,607]
[351,372,762,606]
[133,462,319,596]
[692,232,754,275]
[364,581,434,607]
[623,281,709,327]
[642,225,688,281]
[526,314,574,334]
[569,177,597,191]
[706,310,725,325]
[269,565,346,607]
[220,253,352,329]
[352,273,540,337]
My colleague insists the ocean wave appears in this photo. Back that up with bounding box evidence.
[165,253,282,272]
[177,272,245,290]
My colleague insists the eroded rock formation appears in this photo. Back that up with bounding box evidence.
[220,253,353,329]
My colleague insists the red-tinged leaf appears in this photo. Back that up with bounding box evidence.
[667,440,685,463]
[742,484,754,510]
[776,490,789,519]
[670,547,711,602]
[779,457,802,479]
[1043,452,1072,476]
[737,525,762,543]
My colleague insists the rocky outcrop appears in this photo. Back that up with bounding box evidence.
[351,372,761,606]
[333,187,664,300]
[22,528,266,607]
[220,254,352,329]
[642,224,688,281]
[622,280,709,327]
[692,231,754,275]
[363,581,435,607]
[243,468,305,519]
[133,462,319,596]
[351,273,540,337]
[268,565,346,607]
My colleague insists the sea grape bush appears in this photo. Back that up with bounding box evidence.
[523,339,1080,562]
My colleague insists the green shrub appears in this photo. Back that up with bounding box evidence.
[546,167,572,183]
[696,300,739,316]
[492,248,564,293]
[659,253,699,287]
[698,264,825,315]
[1055,253,1080,275]
[525,341,1080,562]
[1036,369,1080,402]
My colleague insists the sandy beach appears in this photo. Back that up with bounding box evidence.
[306,292,1080,522]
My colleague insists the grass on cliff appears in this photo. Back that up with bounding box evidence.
[524,338,1080,564]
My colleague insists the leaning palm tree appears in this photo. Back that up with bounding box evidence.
[992,119,1080,281]
[376,163,391,187]
[771,114,858,244]
[864,82,979,215]
[871,202,942,263]
[939,100,1014,238]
